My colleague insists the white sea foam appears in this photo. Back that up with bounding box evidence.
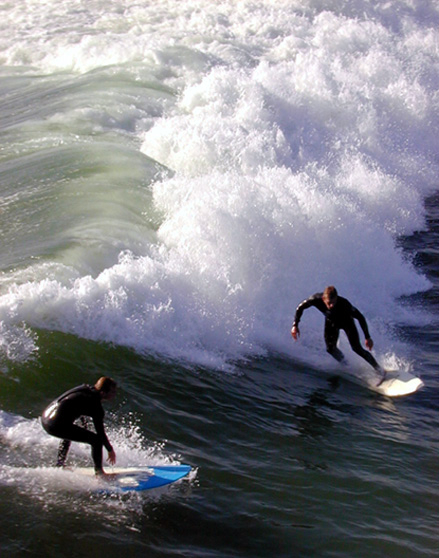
[0,0,438,369]
[0,409,179,469]
[0,410,189,517]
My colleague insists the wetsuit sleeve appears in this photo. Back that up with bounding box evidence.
[293,294,322,326]
[352,306,371,339]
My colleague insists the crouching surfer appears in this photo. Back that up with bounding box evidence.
[291,286,385,384]
[41,377,117,476]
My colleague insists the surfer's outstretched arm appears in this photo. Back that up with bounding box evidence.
[291,293,323,340]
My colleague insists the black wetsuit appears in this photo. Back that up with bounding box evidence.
[41,384,112,472]
[293,293,380,370]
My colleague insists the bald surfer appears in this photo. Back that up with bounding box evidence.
[291,286,385,380]
[41,377,117,476]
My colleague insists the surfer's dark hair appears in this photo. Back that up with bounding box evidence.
[323,286,338,301]
[95,377,117,393]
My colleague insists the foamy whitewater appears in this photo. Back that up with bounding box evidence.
[1,2,439,556]
[1,0,437,372]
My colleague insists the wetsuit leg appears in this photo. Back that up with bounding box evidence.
[56,416,88,467]
[63,425,104,472]
[57,440,71,467]
[344,324,380,371]
[324,320,345,363]
[43,420,105,473]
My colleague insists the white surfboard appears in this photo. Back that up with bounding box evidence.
[368,370,424,397]
[330,364,424,398]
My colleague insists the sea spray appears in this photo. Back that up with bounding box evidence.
[0,0,438,369]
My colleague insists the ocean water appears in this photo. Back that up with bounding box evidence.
[1,0,439,556]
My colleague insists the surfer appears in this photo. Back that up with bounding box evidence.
[41,377,117,476]
[291,286,384,379]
